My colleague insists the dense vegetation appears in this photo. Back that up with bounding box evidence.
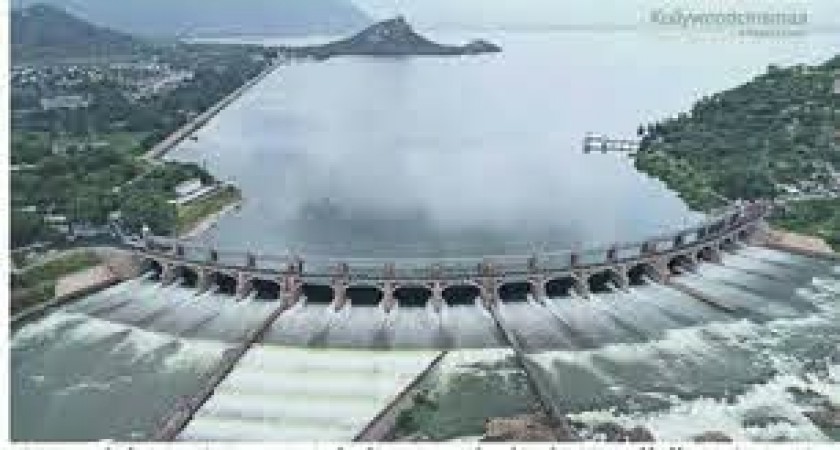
[635,55,840,250]
[11,4,146,61]
[10,140,211,246]
[13,0,370,38]
[11,16,270,248]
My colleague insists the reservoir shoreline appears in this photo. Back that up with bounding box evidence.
[145,60,282,161]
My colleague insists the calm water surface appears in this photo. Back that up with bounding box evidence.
[169,30,839,257]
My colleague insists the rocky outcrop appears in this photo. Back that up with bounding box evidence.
[482,414,559,442]
[692,431,734,442]
[481,414,656,442]
[588,422,655,442]
[282,16,501,60]
[805,403,840,429]
[482,413,577,442]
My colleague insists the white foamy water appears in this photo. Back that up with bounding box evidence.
[11,249,838,441]
[263,300,502,349]
[10,278,283,441]
[569,368,837,442]
[11,308,229,441]
[179,345,442,441]
[529,257,840,443]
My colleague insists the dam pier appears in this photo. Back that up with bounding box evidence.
[14,198,840,442]
[129,201,778,440]
[132,202,769,314]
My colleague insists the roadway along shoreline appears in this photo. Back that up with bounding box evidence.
[144,60,281,161]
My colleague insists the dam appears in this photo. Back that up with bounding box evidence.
[133,202,768,316]
[14,198,840,442]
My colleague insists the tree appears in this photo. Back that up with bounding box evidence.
[11,211,46,248]
[120,193,176,235]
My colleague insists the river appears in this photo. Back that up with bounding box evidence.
[11,29,840,441]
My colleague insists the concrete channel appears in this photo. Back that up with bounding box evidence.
[487,305,579,441]
[353,351,449,442]
[152,301,290,440]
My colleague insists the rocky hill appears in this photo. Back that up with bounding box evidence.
[12,0,371,37]
[12,4,145,60]
[284,16,501,59]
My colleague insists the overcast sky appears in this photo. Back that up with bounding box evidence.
[354,0,840,28]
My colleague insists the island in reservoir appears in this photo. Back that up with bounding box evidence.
[278,16,501,59]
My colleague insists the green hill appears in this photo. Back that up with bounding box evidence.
[12,0,370,38]
[11,4,146,60]
[635,55,840,249]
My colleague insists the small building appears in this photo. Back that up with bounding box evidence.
[40,95,91,110]
[175,178,221,206]
[44,214,70,234]
[175,179,204,199]
[44,214,68,225]
[70,223,112,239]
[834,77,840,95]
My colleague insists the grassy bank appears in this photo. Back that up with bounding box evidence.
[176,185,242,236]
[635,148,840,251]
[770,199,840,251]
[634,149,726,212]
[10,250,102,313]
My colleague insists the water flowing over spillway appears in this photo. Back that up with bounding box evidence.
[179,346,442,441]
[10,246,840,441]
[524,248,840,442]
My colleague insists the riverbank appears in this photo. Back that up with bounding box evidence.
[150,61,280,240]
[11,249,103,314]
[10,247,139,324]
[176,185,243,238]
[764,229,840,261]
[634,148,840,251]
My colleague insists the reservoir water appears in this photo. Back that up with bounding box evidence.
[11,29,840,441]
[171,30,837,257]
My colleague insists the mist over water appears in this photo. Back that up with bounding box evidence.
[171,31,837,257]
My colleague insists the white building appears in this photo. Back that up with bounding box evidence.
[175,179,204,198]
[40,95,91,110]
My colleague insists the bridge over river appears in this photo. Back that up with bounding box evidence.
[132,201,770,314]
